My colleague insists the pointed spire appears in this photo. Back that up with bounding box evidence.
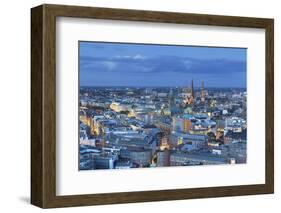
[191,79,194,99]
[201,81,205,102]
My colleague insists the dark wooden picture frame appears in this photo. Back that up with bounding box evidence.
[31,4,274,208]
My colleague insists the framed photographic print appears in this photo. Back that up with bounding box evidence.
[31,4,274,208]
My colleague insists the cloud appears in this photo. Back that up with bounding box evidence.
[102,61,117,70]
[114,54,146,60]
[133,54,146,59]
[79,54,246,80]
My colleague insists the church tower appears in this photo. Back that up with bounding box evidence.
[201,81,205,102]
[191,79,195,100]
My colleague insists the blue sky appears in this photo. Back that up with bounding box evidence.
[79,41,246,88]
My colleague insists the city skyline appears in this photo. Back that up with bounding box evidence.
[79,41,247,170]
[79,41,247,88]
[79,86,247,170]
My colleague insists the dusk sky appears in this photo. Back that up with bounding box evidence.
[79,41,246,88]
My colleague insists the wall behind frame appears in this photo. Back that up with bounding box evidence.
[0,0,279,212]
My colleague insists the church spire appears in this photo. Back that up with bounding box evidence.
[191,79,195,99]
[201,81,205,102]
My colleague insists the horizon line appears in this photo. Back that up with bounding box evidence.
[80,85,247,89]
